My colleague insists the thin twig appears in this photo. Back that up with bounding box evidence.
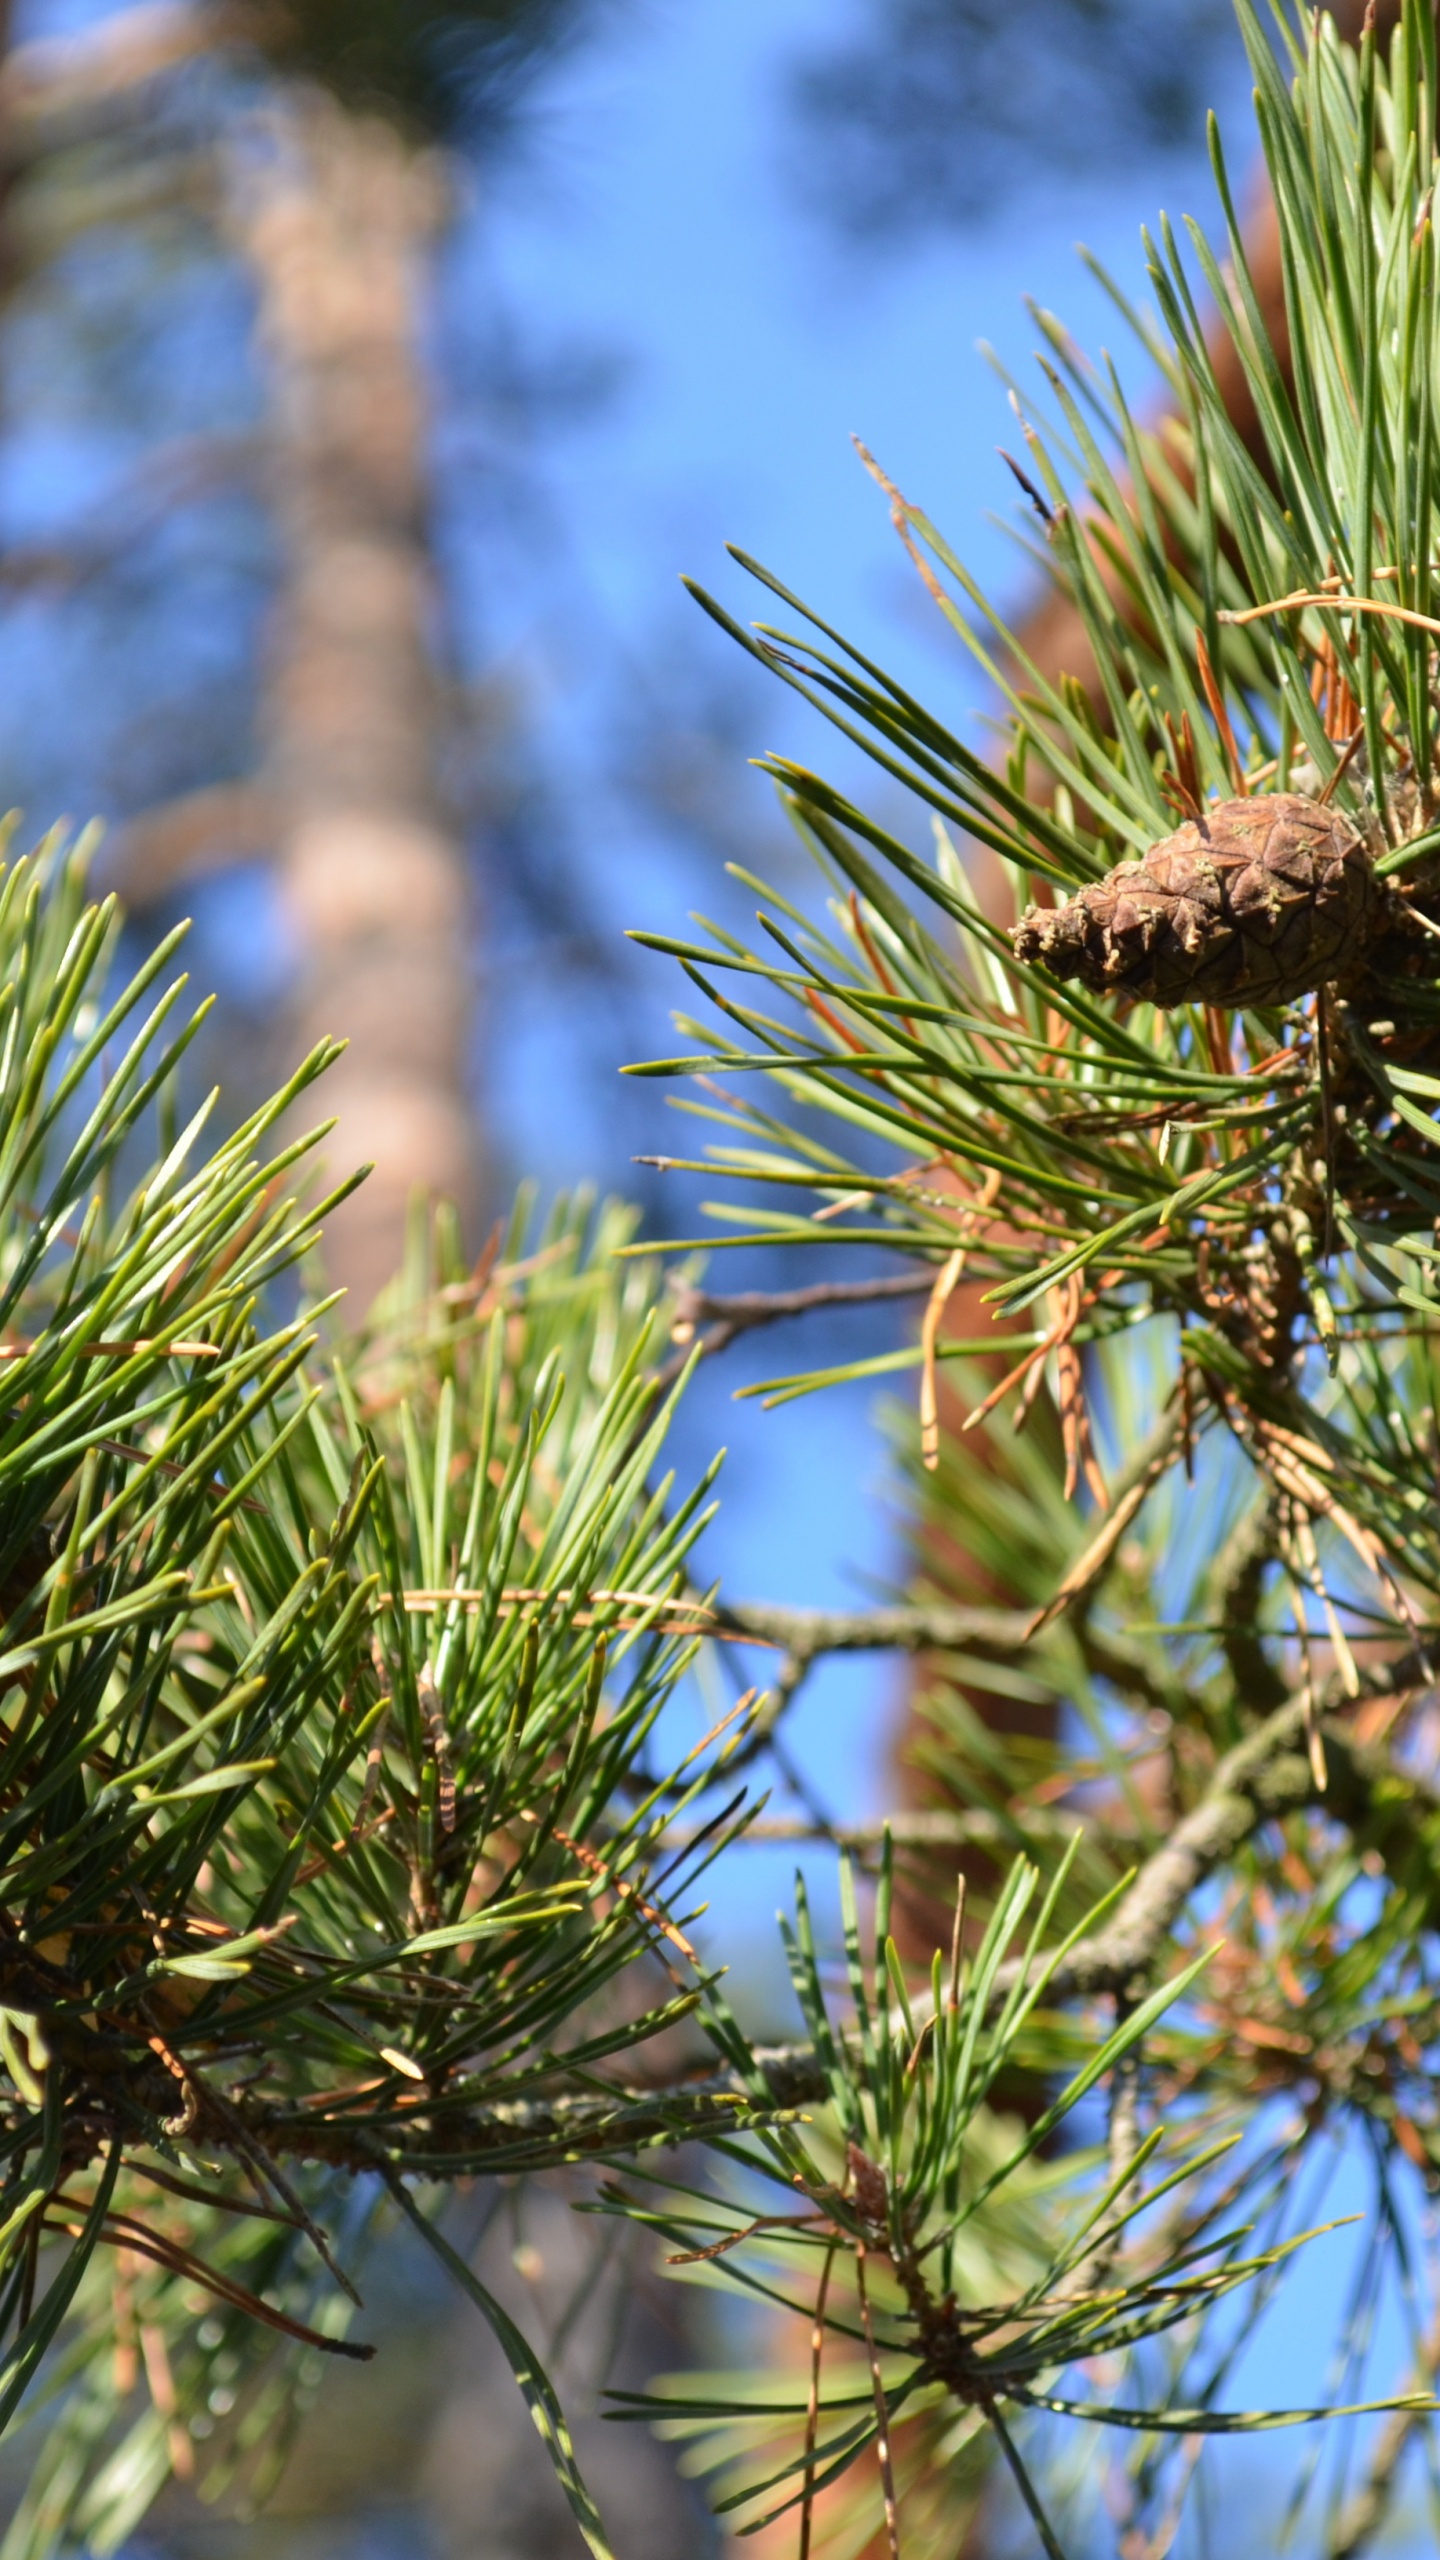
[25,1648,1440,2197]
[718,1647,818,1778]
[1079,1993,1144,2295]
[670,1270,936,1348]
[659,1809,1086,1852]
[648,1268,936,1395]
[225,1681,1429,2170]
[711,1598,1034,1654]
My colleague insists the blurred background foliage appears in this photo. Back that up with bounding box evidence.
[246,0,601,136]
[787,0,1241,237]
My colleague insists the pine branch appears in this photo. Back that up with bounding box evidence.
[711,1597,1035,1654]
[648,1268,935,1391]
[205,1673,1440,2183]
[664,1809,1086,1850]
[670,1269,934,1347]
[983,1690,1440,2007]
[234,2077,793,2176]
[713,1595,1436,1693]
[640,1684,1440,2116]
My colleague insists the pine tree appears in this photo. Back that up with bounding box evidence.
[3,6,1440,2558]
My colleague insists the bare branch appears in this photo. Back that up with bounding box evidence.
[671,1269,933,1347]
[0,1,238,155]
[1077,1992,1145,2297]
[712,1595,1436,1696]
[711,1597,1035,1655]
[27,1650,1440,2202]
[997,1689,1440,2009]
[104,780,281,904]
[646,1267,934,1394]
[696,1598,1034,1781]
[663,1808,1085,1851]
[236,2075,801,2177]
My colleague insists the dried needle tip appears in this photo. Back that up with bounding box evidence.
[1010,793,1385,1010]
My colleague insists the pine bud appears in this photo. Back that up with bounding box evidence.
[1010,794,1381,1009]
[846,2142,889,2226]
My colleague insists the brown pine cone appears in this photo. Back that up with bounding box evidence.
[1010,794,1381,1008]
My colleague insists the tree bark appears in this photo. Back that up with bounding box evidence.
[226,89,477,1310]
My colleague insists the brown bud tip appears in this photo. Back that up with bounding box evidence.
[846,2142,889,2224]
[1010,793,1380,1009]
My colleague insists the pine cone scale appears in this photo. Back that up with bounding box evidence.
[1011,793,1381,1008]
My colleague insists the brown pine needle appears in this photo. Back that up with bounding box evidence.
[1027,1410,1182,1637]
[552,1823,698,1962]
[1053,1277,1106,1507]
[1194,628,1248,793]
[666,2210,827,2267]
[1317,725,1367,805]
[800,2238,838,2560]
[1292,1507,1361,1698]
[139,2319,193,2480]
[856,2241,901,2560]
[921,1247,966,1471]
[47,2206,374,2360]
[1220,588,1440,639]
[962,1329,1055,1436]
[853,435,954,620]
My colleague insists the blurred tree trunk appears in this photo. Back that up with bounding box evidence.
[1,8,481,1312]
[227,89,477,1311]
